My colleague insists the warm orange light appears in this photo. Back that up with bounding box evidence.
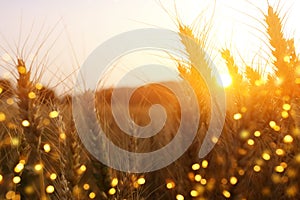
[0,112,6,122]
[190,190,199,197]
[176,194,184,200]
[89,192,96,199]
[166,180,176,189]
[192,163,200,170]
[108,188,116,195]
[233,113,242,120]
[137,177,146,185]
[111,178,118,187]
[253,165,261,172]
[194,174,201,182]
[223,190,231,198]
[283,135,293,143]
[230,176,238,185]
[50,173,57,180]
[262,153,271,161]
[201,160,208,168]
[219,73,232,88]
[46,185,55,194]
[22,120,30,127]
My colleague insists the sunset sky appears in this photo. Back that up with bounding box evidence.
[0,0,299,91]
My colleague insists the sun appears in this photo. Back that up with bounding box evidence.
[218,73,232,88]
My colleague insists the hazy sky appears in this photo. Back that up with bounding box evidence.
[0,0,299,92]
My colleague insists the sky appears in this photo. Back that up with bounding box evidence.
[0,0,299,92]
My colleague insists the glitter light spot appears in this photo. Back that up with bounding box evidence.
[211,136,219,143]
[269,121,276,128]
[89,192,96,199]
[50,173,57,180]
[273,125,281,131]
[83,183,90,190]
[49,111,59,118]
[282,103,291,111]
[6,98,14,105]
[238,169,245,176]
[28,92,36,99]
[17,66,26,74]
[166,180,176,189]
[281,111,289,118]
[283,55,291,63]
[14,163,24,173]
[13,176,21,184]
[34,164,43,171]
[80,165,87,172]
[192,163,200,170]
[230,176,238,185]
[253,165,261,172]
[201,160,208,168]
[254,131,261,137]
[111,178,118,187]
[275,166,285,173]
[200,178,207,185]
[176,194,184,200]
[43,144,51,153]
[276,148,285,156]
[60,133,66,140]
[283,135,293,143]
[35,83,43,90]
[247,139,255,146]
[108,188,116,195]
[194,174,201,182]
[137,177,146,185]
[5,191,15,199]
[190,190,199,197]
[0,112,6,122]
[46,185,55,194]
[223,190,231,198]
[22,120,30,127]
[262,153,271,161]
[233,113,242,120]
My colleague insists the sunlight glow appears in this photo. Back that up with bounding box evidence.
[218,73,232,88]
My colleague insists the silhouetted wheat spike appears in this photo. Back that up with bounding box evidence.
[177,19,238,199]
[75,90,111,198]
[60,100,81,191]
[221,49,248,113]
[16,59,37,145]
[246,66,261,86]
[265,5,298,90]
[16,59,39,159]
[221,49,244,87]
[15,59,48,198]
[55,107,73,200]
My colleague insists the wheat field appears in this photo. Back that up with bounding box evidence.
[0,2,300,200]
